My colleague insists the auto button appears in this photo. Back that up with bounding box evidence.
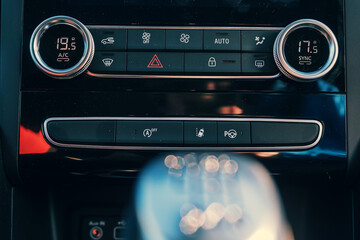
[204,30,241,51]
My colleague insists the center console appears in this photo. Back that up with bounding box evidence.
[17,0,345,182]
[0,0,351,240]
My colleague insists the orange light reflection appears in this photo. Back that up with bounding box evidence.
[19,126,51,154]
[219,106,243,115]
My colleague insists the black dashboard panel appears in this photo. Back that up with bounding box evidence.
[17,0,347,180]
[3,0,360,240]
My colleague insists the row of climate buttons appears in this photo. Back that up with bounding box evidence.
[88,52,277,74]
[45,119,321,148]
[89,28,280,52]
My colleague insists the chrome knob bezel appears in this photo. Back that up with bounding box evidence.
[30,15,94,79]
[274,19,339,81]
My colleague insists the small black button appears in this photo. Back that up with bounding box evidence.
[90,29,127,51]
[166,30,203,50]
[89,52,126,73]
[185,53,241,73]
[184,122,217,145]
[241,30,280,52]
[47,121,116,144]
[242,53,278,74]
[217,122,251,145]
[204,30,241,51]
[113,227,126,240]
[116,121,183,145]
[251,122,320,145]
[128,29,165,50]
[127,52,183,72]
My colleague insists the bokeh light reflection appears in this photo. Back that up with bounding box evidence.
[204,155,220,173]
[136,153,293,240]
[202,202,225,230]
[224,204,243,223]
[220,159,239,175]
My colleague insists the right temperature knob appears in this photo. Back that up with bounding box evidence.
[274,19,339,81]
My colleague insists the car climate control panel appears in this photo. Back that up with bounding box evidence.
[30,16,339,82]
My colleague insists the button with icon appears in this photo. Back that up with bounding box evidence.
[185,53,241,73]
[217,122,251,145]
[241,30,280,52]
[127,52,183,72]
[241,53,278,73]
[128,29,165,50]
[89,28,127,51]
[204,30,241,51]
[88,52,126,73]
[184,122,217,145]
[116,121,183,145]
[166,30,203,50]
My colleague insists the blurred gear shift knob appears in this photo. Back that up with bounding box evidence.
[135,153,294,240]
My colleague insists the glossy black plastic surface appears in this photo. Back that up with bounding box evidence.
[19,92,345,179]
[18,0,346,180]
[21,0,345,92]
[23,0,339,27]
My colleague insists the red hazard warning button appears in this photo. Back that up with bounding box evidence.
[147,54,163,69]
[127,52,184,72]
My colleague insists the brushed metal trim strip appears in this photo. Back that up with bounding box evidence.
[87,25,283,31]
[86,71,281,79]
[43,117,323,151]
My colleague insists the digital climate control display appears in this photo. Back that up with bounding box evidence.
[274,19,338,81]
[30,16,94,79]
[284,28,329,73]
[39,24,85,69]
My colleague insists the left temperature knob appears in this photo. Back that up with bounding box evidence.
[30,16,94,79]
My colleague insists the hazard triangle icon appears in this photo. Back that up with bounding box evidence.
[147,54,163,69]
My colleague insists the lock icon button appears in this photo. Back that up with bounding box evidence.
[208,57,217,68]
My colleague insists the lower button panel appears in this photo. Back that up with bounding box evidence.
[43,118,323,150]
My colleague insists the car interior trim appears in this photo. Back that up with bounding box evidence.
[43,117,323,151]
